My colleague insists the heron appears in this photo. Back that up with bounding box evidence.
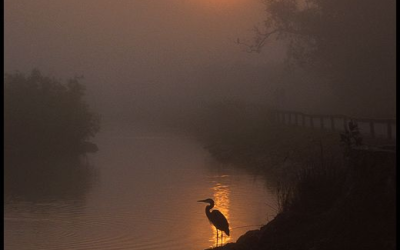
[198,198,230,246]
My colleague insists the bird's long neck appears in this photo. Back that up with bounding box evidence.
[205,204,214,218]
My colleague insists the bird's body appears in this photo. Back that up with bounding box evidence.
[198,198,230,246]
[206,207,230,236]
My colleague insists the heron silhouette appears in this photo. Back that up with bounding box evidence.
[198,198,230,246]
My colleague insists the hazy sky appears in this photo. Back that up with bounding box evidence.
[5,0,286,120]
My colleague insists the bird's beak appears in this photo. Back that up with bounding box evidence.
[197,199,206,203]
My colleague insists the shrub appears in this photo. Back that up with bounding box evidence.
[4,69,100,159]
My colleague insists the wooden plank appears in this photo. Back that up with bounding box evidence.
[274,110,395,141]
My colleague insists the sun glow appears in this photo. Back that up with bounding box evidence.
[193,0,246,10]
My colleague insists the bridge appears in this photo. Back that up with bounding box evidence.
[273,110,396,143]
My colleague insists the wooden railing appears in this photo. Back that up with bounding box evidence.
[274,110,396,140]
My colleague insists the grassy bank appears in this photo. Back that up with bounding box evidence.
[200,120,345,188]
[191,108,396,250]
[215,147,395,250]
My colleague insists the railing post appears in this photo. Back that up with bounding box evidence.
[320,116,324,129]
[274,110,394,139]
[369,121,375,138]
[387,121,392,139]
[310,116,314,128]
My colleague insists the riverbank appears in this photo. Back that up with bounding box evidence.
[199,125,396,250]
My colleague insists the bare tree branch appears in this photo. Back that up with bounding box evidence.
[237,29,281,53]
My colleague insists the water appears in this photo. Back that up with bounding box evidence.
[4,128,278,250]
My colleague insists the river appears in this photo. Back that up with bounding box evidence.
[4,128,278,250]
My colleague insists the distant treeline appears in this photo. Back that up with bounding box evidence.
[4,70,100,160]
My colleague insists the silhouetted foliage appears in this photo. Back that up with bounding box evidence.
[243,0,396,117]
[215,128,395,250]
[340,120,363,157]
[4,69,100,159]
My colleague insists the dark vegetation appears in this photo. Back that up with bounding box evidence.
[186,101,344,186]
[193,103,396,250]
[4,69,100,160]
[240,0,396,118]
[216,147,396,250]
[4,70,100,200]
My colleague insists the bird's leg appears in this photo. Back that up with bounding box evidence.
[216,229,219,247]
[221,232,223,245]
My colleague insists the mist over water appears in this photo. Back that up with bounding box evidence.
[4,128,277,250]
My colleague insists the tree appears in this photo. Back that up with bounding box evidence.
[4,70,100,159]
[241,0,396,117]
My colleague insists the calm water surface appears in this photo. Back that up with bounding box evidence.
[4,128,278,250]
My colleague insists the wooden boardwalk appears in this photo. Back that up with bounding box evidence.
[273,110,396,141]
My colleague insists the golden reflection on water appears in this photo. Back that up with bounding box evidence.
[209,178,231,247]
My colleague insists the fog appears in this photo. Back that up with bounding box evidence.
[5,0,395,127]
[5,1,266,123]
[5,2,396,249]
